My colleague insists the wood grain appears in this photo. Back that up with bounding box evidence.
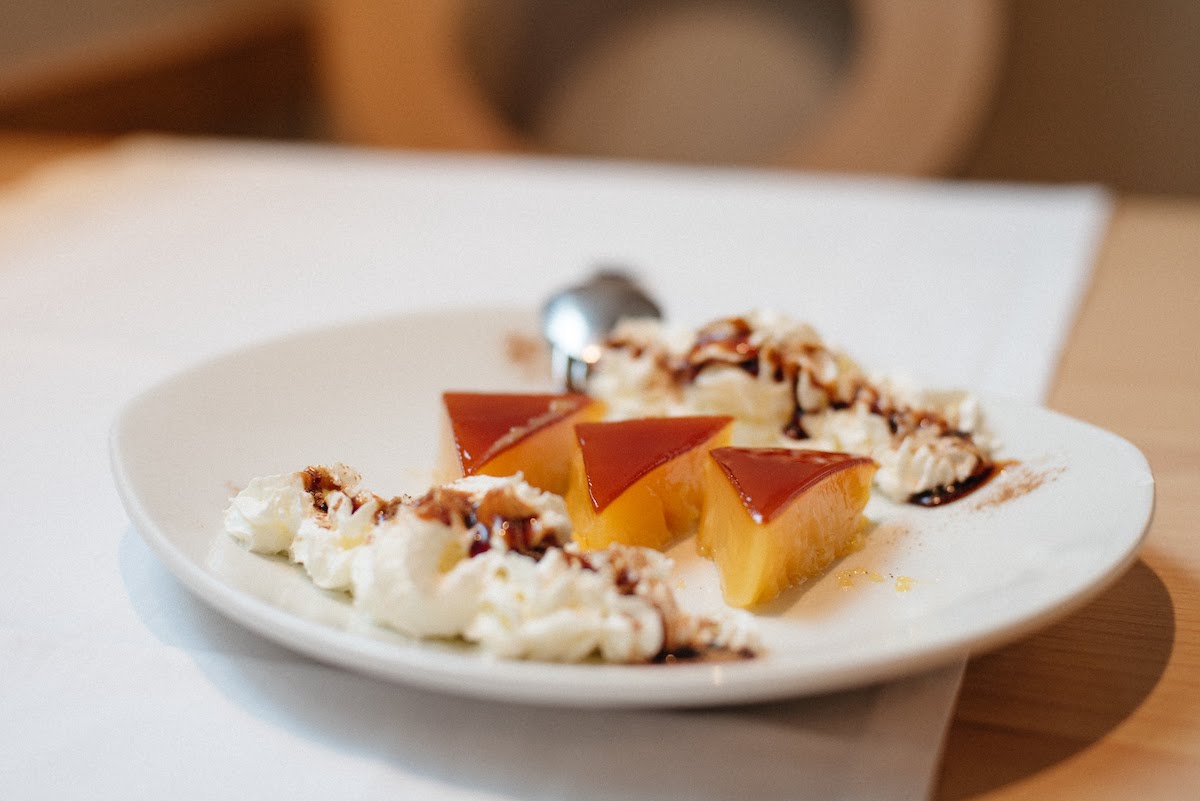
[0,132,109,186]
[938,196,1200,799]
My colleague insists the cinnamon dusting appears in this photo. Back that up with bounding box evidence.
[505,331,549,379]
[972,462,1064,510]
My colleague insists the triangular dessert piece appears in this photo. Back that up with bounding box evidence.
[710,448,875,523]
[439,392,604,494]
[699,448,877,607]
[567,416,733,550]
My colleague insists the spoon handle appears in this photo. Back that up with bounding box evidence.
[549,345,590,392]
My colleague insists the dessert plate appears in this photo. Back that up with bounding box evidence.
[110,308,1154,708]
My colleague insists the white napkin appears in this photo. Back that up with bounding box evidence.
[0,137,1109,801]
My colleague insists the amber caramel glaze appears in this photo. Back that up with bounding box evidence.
[709,448,877,523]
[568,416,733,551]
[439,392,603,495]
[699,448,877,607]
[442,392,593,472]
[575,416,734,512]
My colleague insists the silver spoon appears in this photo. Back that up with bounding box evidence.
[541,269,662,391]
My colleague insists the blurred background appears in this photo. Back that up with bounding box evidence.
[2,0,1198,194]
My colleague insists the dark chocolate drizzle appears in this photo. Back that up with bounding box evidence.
[908,463,998,507]
[597,315,996,507]
[411,484,569,560]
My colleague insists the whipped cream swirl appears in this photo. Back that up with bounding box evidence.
[224,469,758,663]
[587,311,997,504]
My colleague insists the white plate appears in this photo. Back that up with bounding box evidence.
[110,308,1154,708]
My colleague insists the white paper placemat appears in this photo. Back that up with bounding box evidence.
[0,137,1110,800]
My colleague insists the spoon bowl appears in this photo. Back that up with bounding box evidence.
[541,270,662,390]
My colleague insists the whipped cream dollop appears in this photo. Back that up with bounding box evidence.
[587,311,997,504]
[224,469,758,663]
[224,464,380,591]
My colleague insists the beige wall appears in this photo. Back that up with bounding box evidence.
[964,0,1200,194]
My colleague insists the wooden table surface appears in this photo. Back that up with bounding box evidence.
[938,193,1200,800]
[4,133,1197,800]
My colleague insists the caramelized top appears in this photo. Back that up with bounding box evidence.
[443,392,592,473]
[576,416,732,512]
[709,447,876,523]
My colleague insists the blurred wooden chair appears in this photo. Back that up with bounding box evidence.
[0,0,312,137]
[315,0,1005,175]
